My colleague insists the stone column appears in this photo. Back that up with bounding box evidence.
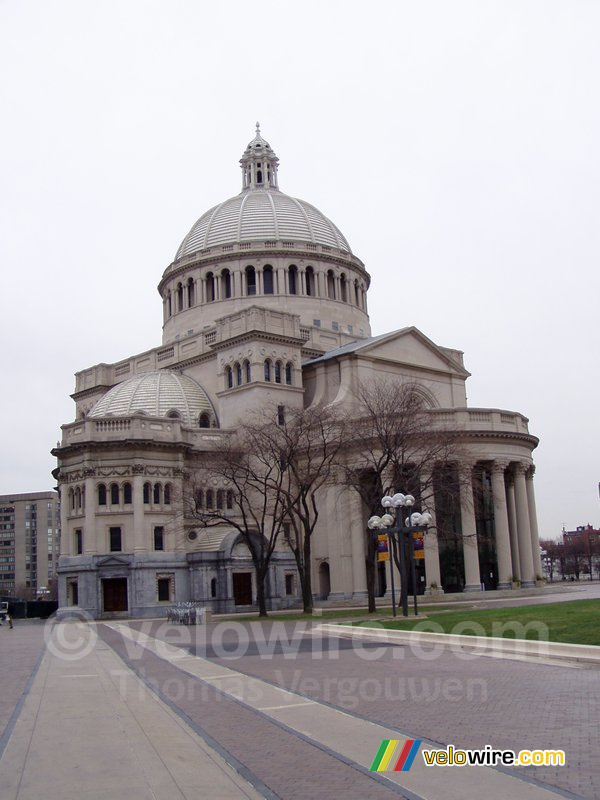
[84,473,96,555]
[324,486,352,601]
[505,474,520,580]
[233,270,241,298]
[349,490,368,600]
[300,270,306,295]
[459,464,482,591]
[514,463,535,587]
[420,472,443,593]
[526,466,543,579]
[490,461,513,589]
[278,267,286,294]
[132,468,146,554]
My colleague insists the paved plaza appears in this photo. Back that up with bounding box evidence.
[0,586,598,799]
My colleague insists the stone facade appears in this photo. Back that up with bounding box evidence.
[53,127,540,617]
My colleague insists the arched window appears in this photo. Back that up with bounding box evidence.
[264,359,271,381]
[187,277,195,307]
[75,487,81,509]
[164,484,171,505]
[98,484,107,506]
[211,577,217,598]
[225,365,233,389]
[206,489,214,509]
[243,359,251,383]
[285,363,293,385]
[177,282,184,311]
[221,269,232,299]
[327,270,336,299]
[195,489,203,509]
[167,409,181,420]
[256,162,263,184]
[354,279,360,306]
[216,490,224,509]
[167,292,172,317]
[246,265,256,296]
[235,362,242,386]
[69,488,75,511]
[153,483,161,505]
[143,483,151,504]
[110,483,119,506]
[306,266,315,296]
[123,483,132,505]
[274,361,282,384]
[226,490,234,509]
[199,412,211,428]
[263,265,274,294]
[340,273,348,302]
[288,265,298,295]
[206,272,215,302]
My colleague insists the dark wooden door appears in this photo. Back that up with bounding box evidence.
[103,578,128,612]
[233,572,252,605]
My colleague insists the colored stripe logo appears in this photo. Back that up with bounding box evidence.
[370,739,422,772]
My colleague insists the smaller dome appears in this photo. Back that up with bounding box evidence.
[89,371,213,425]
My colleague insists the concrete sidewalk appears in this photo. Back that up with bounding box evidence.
[109,621,574,800]
[0,622,264,800]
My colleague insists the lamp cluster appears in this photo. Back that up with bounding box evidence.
[367,493,433,530]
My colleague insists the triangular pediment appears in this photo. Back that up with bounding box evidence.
[96,555,132,568]
[350,327,470,376]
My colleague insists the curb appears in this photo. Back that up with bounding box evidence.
[315,623,600,665]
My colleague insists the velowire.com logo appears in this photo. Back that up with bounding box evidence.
[370,739,422,772]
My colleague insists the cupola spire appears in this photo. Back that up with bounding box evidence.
[240,123,279,191]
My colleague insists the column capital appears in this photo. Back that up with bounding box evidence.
[526,464,536,479]
[491,460,510,474]
[513,461,529,476]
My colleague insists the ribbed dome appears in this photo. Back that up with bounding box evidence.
[175,189,352,260]
[89,371,213,425]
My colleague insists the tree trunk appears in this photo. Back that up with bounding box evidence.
[301,533,313,613]
[255,565,269,617]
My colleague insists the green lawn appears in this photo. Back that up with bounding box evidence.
[355,600,600,646]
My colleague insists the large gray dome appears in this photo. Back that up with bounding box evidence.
[175,125,352,260]
[89,371,213,425]
[175,189,352,260]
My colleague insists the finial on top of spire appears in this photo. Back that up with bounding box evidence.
[256,121,261,135]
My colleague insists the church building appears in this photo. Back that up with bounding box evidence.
[53,126,541,617]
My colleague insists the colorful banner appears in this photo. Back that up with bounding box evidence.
[413,530,425,560]
[376,534,389,562]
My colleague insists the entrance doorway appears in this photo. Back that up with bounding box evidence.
[102,578,128,612]
[318,562,330,600]
[233,572,253,605]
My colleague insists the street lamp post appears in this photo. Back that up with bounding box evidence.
[368,493,432,618]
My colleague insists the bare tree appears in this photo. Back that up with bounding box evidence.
[187,403,345,615]
[268,404,346,613]
[342,378,467,611]
[187,425,288,617]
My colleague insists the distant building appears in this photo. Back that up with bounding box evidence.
[0,492,61,597]
[53,127,541,618]
[562,524,600,549]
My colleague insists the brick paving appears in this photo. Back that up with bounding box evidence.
[0,622,46,747]
[97,624,407,800]
[129,619,596,799]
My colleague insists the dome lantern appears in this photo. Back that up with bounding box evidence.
[240,122,279,191]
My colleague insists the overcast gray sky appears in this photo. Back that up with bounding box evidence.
[1,1,598,538]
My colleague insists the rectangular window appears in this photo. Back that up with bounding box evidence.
[74,529,83,555]
[285,574,295,596]
[277,405,285,426]
[153,526,164,551]
[109,527,122,552]
[156,574,173,602]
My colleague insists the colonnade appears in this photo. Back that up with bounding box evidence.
[322,459,541,600]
